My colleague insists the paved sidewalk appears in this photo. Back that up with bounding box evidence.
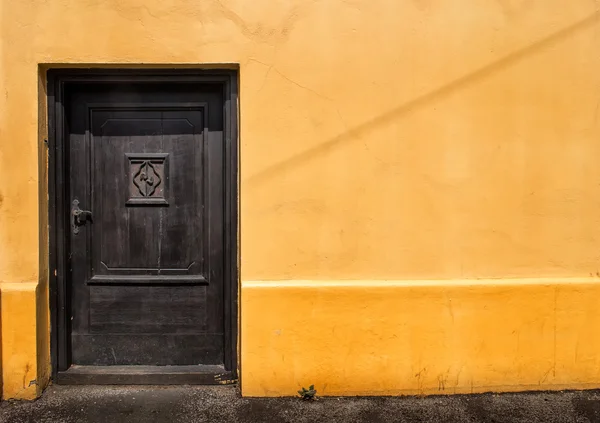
[2,385,600,423]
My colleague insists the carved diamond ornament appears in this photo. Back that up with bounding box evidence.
[126,153,169,206]
[133,161,161,197]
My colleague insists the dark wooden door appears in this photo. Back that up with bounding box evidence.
[65,82,226,370]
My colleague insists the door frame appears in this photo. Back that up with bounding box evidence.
[47,69,239,384]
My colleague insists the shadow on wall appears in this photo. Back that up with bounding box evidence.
[246,11,600,187]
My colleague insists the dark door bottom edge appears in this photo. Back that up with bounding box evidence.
[56,365,236,385]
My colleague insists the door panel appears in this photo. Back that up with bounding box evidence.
[66,83,225,366]
[91,108,207,282]
[88,285,208,334]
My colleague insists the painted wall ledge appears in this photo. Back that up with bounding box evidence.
[243,277,600,288]
[241,277,600,396]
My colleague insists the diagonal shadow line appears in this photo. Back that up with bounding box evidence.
[246,11,600,186]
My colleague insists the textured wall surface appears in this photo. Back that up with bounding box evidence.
[1,0,600,398]
[242,278,600,396]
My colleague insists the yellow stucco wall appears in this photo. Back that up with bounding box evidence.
[0,284,46,399]
[242,278,600,396]
[1,0,600,398]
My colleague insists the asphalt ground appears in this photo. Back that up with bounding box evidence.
[2,385,600,423]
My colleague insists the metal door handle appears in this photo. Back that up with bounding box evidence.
[72,199,92,234]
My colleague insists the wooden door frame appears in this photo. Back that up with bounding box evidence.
[47,69,239,384]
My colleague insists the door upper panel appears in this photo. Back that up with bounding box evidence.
[89,107,208,284]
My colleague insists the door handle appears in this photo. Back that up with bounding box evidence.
[72,199,92,234]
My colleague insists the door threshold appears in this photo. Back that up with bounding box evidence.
[56,365,235,385]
